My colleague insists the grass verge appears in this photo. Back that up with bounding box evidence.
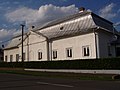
[0,68,117,81]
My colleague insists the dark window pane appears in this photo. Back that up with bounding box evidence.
[66,48,72,57]
[53,51,57,59]
[84,48,86,56]
[23,53,25,60]
[10,55,13,62]
[38,52,42,60]
[16,54,19,62]
[69,49,72,57]
[5,56,7,62]
[83,46,90,56]
[87,47,89,56]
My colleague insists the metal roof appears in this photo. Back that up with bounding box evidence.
[35,11,92,30]
[5,10,115,49]
[38,14,96,39]
[35,11,114,39]
[92,13,113,31]
[35,11,113,30]
[4,35,27,50]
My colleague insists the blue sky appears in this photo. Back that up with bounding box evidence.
[0,0,120,45]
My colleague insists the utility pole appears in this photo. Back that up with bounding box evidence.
[21,24,25,65]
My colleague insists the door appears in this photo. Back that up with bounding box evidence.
[116,47,120,57]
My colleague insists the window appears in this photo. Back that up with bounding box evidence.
[60,26,64,30]
[53,50,57,59]
[66,48,72,57]
[107,44,112,56]
[38,51,42,60]
[5,55,7,62]
[10,55,13,62]
[16,54,19,62]
[116,47,120,57]
[23,53,26,60]
[83,46,90,56]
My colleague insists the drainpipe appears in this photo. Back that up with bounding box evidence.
[94,27,100,59]
[49,40,53,61]
[46,38,50,61]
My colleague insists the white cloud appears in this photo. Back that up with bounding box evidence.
[99,3,116,19]
[5,7,37,25]
[5,4,78,27]
[0,29,16,42]
[0,29,13,38]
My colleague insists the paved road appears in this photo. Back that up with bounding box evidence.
[0,73,120,90]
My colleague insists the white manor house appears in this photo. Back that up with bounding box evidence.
[4,9,120,62]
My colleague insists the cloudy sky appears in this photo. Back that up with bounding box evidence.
[0,0,120,46]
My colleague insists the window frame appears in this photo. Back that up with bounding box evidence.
[10,55,13,62]
[66,48,72,58]
[23,53,25,61]
[53,50,57,59]
[38,50,42,60]
[82,45,90,57]
[5,55,7,62]
[16,54,19,62]
[108,44,112,56]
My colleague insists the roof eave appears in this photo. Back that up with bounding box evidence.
[49,28,94,40]
[91,13,113,25]
[4,46,19,50]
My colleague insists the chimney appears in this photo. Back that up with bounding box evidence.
[79,7,85,13]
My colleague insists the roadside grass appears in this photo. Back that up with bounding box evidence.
[0,68,116,81]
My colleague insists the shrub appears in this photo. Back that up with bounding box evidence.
[0,58,120,69]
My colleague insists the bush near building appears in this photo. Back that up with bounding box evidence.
[0,58,120,70]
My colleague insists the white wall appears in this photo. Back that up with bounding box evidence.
[51,32,96,60]
[19,31,48,62]
[4,30,116,62]
[4,48,19,62]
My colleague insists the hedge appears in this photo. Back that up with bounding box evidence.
[0,58,120,70]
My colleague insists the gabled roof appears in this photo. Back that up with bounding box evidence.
[34,10,115,39]
[36,11,93,30]
[37,11,113,30]
[4,34,28,50]
[5,10,117,49]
